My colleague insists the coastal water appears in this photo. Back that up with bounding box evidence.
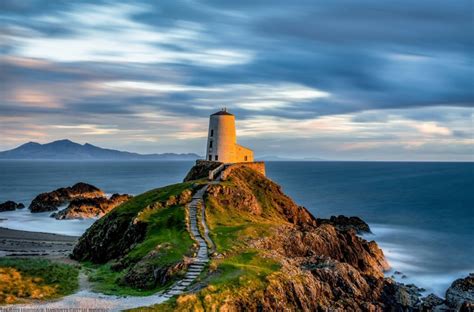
[0,160,472,296]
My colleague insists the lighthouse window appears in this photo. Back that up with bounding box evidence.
[209,140,213,148]
[215,155,218,161]
[210,129,214,137]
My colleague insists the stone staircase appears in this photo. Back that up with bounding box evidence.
[162,185,211,298]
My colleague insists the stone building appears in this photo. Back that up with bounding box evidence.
[206,109,254,163]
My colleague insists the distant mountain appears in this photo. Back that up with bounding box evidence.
[0,140,201,160]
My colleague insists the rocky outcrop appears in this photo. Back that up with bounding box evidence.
[51,193,132,220]
[123,246,191,289]
[183,160,223,182]
[445,274,474,311]
[71,163,470,311]
[254,224,388,278]
[316,215,372,234]
[420,294,445,311]
[206,166,316,227]
[0,201,25,212]
[29,182,105,213]
[72,188,194,264]
[71,211,147,263]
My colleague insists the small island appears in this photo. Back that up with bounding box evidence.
[0,111,472,311]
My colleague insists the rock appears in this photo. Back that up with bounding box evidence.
[254,223,388,279]
[0,201,24,212]
[381,280,424,311]
[206,166,317,228]
[183,160,223,182]
[445,274,474,311]
[29,182,105,212]
[72,188,194,264]
[421,294,445,311]
[123,245,190,289]
[71,212,147,263]
[51,193,132,220]
[316,215,372,234]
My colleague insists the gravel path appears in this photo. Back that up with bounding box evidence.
[9,185,215,311]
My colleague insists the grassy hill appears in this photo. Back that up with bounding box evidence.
[71,163,401,311]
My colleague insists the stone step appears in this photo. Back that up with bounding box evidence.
[193,259,208,263]
[171,286,186,291]
[188,265,204,269]
[188,267,204,272]
[188,268,204,272]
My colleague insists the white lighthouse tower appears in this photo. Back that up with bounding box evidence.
[206,109,253,163]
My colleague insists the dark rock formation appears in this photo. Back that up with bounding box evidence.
[316,215,372,234]
[445,274,474,311]
[381,280,424,311]
[0,201,25,212]
[71,211,147,263]
[51,193,132,220]
[421,294,445,311]
[29,182,105,212]
[183,160,223,182]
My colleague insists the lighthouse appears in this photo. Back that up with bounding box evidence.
[206,109,253,163]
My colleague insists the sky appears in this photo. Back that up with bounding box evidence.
[0,0,472,161]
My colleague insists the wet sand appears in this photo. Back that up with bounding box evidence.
[0,226,78,258]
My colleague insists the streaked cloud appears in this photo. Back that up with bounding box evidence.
[0,0,472,160]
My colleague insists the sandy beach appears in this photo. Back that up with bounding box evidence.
[0,226,78,258]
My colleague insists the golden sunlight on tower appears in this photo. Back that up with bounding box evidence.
[206,109,253,163]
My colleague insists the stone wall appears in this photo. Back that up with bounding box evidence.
[220,161,266,181]
[183,160,223,182]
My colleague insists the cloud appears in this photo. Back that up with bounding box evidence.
[413,122,452,136]
[0,0,472,160]
[8,3,253,66]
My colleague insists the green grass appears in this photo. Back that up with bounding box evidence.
[128,167,289,311]
[209,251,280,287]
[82,262,167,296]
[125,205,194,265]
[81,182,196,295]
[0,258,79,302]
[83,204,193,295]
[114,182,195,217]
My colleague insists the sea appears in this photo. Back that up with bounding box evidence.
[0,160,472,297]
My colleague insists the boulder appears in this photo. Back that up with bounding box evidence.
[29,182,105,213]
[381,281,424,311]
[123,245,190,289]
[0,201,25,212]
[316,215,371,234]
[51,193,132,220]
[445,274,474,311]
[421,294,445,311]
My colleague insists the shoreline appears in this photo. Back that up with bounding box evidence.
[0,222,469,298]
[0,226,78,259]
